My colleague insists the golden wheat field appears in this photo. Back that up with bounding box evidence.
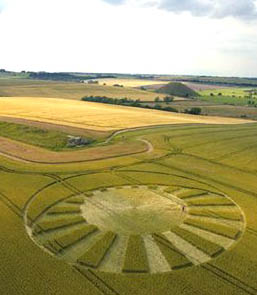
[0,97,251,131]
[95,78,167,87]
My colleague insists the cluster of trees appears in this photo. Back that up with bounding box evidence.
[82,96,204,115]
[248,100,256,106]
[113,84,124,87]
[210,93,223,96]
[81,96,178,113]
[184,107,202,115]
[28,72,115,82]
[155,96,174,103]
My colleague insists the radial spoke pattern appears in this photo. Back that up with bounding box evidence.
[26,185,245,274]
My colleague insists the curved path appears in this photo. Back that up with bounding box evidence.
[0,136,152,165]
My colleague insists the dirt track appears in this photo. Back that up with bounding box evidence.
[0,136,148,164]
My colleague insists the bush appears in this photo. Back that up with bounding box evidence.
[154,104,162,110]
[163,96,174,103]
[185,107,202,115]
[163,106,178,113]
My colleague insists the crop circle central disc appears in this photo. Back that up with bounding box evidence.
[27,183,245,275]
[81,186,186,234]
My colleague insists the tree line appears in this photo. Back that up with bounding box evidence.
[81,96,202,115]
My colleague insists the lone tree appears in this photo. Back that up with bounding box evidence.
[163,96,174,103]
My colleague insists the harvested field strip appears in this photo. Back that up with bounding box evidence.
[184,218,241,240]
[181,224,234,249]
[163,231,210,264]
[143,235,171,273]
[188,215,242,229]
[56,224,98,249]
[122,235,149,273]
[78,232,116,268]
[153,234,193,270]
[186,196,233,206]
[98,235,128,273]
[34,216,86,235]
[171,227,224,257]
[47,204,81,215]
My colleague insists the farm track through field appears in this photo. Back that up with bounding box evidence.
[0,137,149,164]
[202,264,257,295]
[152,150,257,179]
[152,161,257,201]
[181,132,257,152]
[246,227,257,238]
[74,267,120,295]
[0,118,255,164]
[213,143,257,162]
[179,153,257,177]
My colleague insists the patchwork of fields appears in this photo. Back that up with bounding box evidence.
[0,79,165,101]
[0,120,257,294]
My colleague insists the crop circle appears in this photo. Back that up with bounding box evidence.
[26,185,245,274]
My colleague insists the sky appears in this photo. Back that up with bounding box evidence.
[0,0,257,77]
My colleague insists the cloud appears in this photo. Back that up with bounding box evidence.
[0,0,5,12]
[102,0,257,20]
[102,0,124,5]
[159,0,257,19]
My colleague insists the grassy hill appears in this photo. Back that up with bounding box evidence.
[156,82,200,97]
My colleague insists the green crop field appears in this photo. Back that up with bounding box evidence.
[0,121,73,151]
[199,87,257,97]
[1,120,257,295]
